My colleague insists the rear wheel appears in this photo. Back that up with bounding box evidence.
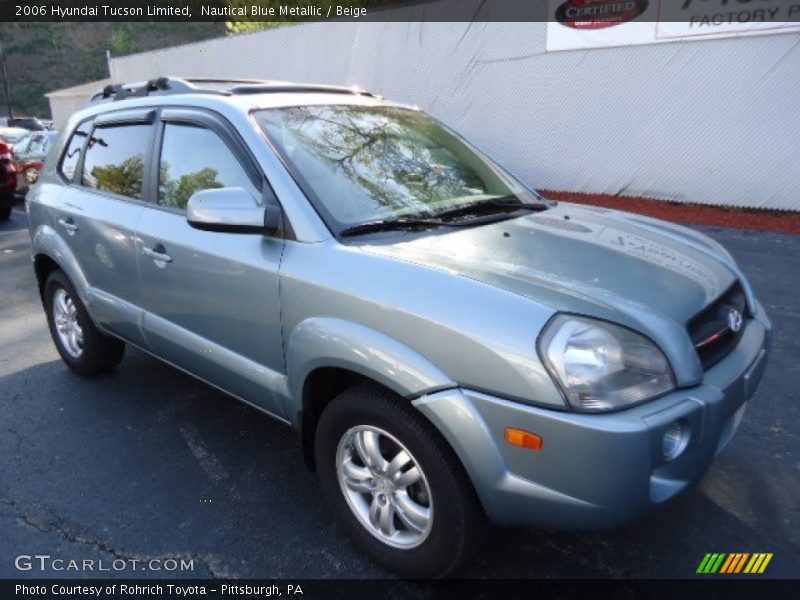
[315,383,487,578]
[44,270,125,375]
[0,203,10,221]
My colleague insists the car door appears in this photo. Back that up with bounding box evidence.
[135,108,287,418]
[51,111,153,346]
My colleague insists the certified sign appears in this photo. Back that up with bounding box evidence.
[555,0,649,29]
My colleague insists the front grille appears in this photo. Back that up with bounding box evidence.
[688,281,748,370]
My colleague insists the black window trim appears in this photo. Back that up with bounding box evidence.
[57,118,94,185]
[94,108,157,127]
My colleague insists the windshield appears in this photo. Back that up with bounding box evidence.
[254,105,537,232]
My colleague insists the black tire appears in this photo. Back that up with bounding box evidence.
[0,203,11,221]
[315,382,488,578]
[43,269,125,375]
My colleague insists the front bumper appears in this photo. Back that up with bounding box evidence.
[413,307,770,529]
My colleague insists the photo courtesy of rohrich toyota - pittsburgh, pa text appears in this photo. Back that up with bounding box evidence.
[0,0,798,598]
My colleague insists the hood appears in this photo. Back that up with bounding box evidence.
[360,203,736,326]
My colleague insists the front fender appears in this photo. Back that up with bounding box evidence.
[31,223,90,306]
[285,317,455,423]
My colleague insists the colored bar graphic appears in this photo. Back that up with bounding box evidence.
[721,553,749,573]
[703,552,773,575]
[710,553,726,573]
[733,553,750,573]
[744,554,760,573]
[758,553,773,573]
[698,553,728,573]
[720,553,736,573]
[697,553,713,574]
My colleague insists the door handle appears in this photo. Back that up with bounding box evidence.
[57,217,79,234]
[142,245,173,264]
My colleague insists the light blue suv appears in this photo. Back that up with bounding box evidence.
[28,78,770,577]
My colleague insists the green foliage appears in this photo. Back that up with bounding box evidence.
[0,0,404,117]
[92,155,145,198]
[0,22,225,118]
[225,21,286,35]
[109,28,135,56]
[161,165,224,209]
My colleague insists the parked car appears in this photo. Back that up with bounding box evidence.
[0,115,45,131]
[0,141,17,221]
[12,130,57,194]
[0,126,30,145]
[27,78,771,577]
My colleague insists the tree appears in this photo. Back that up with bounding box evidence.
[92,155,145,198]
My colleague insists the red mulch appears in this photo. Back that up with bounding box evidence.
[539,190,800,235]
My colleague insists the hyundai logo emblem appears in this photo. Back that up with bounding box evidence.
[728,308,743,333]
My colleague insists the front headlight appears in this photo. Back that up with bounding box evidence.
[538,315,675,412]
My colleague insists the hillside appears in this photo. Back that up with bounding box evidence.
[0,22,226,118]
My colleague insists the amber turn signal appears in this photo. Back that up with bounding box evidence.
[504,427,542,450]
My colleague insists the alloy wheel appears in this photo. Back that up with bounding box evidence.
[52,288,84,358]
[336,425,433,549]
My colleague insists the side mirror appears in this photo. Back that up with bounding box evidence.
[186,187,282,235]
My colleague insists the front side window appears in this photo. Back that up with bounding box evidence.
[59,122,91,181]
[158,123,259,210]
[254,105,534,231]
[81,123,151,199]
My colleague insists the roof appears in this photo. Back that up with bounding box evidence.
[87,77,379,104]
[54,77,409,131]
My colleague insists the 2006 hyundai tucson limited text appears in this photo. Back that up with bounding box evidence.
[27,77,770,577]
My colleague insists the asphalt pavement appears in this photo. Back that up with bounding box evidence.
[1,203,798,579]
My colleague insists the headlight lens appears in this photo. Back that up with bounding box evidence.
[538,315,675,412]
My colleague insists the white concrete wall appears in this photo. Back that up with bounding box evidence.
[106,21,800,211]
[47,95,90,129]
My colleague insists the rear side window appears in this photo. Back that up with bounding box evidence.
[81,123,151,199]
[59,122,91,182]
[158,123,259,210]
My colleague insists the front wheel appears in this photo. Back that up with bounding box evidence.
[315,383,487,578]
[0,202,11,221]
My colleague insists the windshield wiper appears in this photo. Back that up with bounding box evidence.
[433,195,549,222]
[339,196,551,237]
[339,217,454,237]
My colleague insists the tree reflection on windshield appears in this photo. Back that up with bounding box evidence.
[257,105,522,227]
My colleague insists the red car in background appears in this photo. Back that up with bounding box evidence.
[11,131,57,196]
[0,141,17,221]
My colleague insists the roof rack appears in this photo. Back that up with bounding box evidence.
[90,77,376,104]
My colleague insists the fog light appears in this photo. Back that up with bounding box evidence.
[662,420,689,460]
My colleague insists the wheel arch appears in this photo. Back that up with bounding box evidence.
[31,225,90,306]
[33,253,61,298]
[287,317,456,469]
